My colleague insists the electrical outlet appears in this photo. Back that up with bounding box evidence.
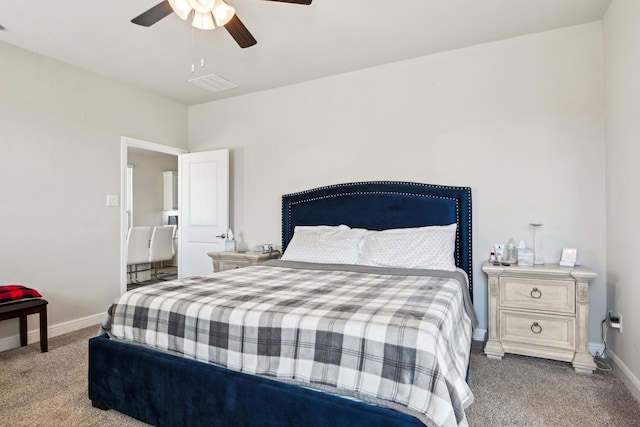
[617,314,622,334]
[608,310,622,333]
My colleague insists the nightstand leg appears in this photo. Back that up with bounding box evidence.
[572,281,595,373]
[485,275,505,359]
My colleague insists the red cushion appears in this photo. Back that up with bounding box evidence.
[0,285,42,303]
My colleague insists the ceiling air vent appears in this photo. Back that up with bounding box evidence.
[188,73,237,93]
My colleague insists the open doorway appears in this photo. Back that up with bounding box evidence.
[120,137,187,295]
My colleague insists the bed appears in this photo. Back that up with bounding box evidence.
[89,181,475,427]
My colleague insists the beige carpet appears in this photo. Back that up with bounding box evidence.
[0,326,146,427]
[1,325,639,426]
[465,341,640,426]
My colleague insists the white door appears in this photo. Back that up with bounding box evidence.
[179,149,229,278]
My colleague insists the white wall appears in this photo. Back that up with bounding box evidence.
[0,41,187,346]
[603,0,640,400]
[128,149,178,227]
[189,23,606,345]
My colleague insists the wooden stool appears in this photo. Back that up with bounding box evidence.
[0,299,48,352]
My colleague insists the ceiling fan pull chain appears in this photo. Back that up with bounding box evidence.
[190,25,196,73]
[200,27,205,70]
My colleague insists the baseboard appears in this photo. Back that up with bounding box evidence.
[589,341,604,356]
[606,348,640,403]
[0,312,105,352]
[472,328,487,342]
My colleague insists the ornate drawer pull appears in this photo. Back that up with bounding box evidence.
[530,322,542,334]
[530,287,542,299]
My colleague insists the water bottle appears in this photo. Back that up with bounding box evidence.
[505,237,518,264]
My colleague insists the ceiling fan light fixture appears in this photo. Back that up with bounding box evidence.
[191,11,216,30]
[168,0,192,21]
[132,0,311,48]
[213,0,235,26]
[188,0,215,14]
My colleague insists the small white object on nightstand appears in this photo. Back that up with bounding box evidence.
[559,248,578,267]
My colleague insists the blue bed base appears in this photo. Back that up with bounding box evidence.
[89,181,473,426]
[89,333,425,426]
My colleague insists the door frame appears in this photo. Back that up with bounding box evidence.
[120,137,188,295]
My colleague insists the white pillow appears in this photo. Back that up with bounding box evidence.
[357,224,457,271]
[281,225,367,264]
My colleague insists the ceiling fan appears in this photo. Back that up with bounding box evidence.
[132,0,312,49]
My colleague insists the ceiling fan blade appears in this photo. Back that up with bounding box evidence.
[132,1,174,27]
[263,0,312,4]
[224,15,257,49]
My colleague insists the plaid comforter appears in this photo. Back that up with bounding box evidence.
[103,260,475,427]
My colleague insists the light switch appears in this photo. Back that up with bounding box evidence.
[106,194,120,207]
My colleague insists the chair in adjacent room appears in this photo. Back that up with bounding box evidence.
[126,226,152,283]
[149,225,176,280]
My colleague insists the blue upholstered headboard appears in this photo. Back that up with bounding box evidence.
[281,181,473,296]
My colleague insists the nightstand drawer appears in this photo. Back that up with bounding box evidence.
[500,277,575,314]
[220,260,252,270]
[500,310,575,351]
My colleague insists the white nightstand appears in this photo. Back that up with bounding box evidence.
[482,261,597,373]
[207,251,280,272]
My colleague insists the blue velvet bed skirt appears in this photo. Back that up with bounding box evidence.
[88,334,426,426]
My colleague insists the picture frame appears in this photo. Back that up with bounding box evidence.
[559,247,578,267]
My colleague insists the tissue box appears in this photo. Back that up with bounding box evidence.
[517,248,534,266]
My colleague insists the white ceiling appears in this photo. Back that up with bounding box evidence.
[0,0,611,106]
